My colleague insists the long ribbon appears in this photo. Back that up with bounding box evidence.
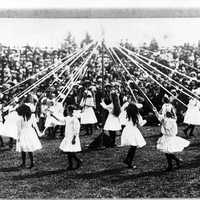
[109,46,155,109]
[2,48,79,94]
[139,46,200,73]
[37,42,94,100]
[60,43,98,104]
[104,45,137,102]
[121,46,200,101]
[16,50,80,100]
[116,46,187,108]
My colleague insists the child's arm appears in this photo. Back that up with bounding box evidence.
[50,112,65,124]
[85,98,95,107]
[152,107,163,122]
[72,117,80,144]
[16,118,22,142]
[32,116,42,137]
[100,100,112,111]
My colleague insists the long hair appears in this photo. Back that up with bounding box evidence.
[16,104,32,121]
[126,103,139,125]
[111,92,121,117]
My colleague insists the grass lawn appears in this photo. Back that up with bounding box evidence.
[0,126,200,198]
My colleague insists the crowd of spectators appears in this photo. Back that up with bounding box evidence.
[1,41,200,124]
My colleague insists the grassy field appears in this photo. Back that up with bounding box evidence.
[0,126,200,198]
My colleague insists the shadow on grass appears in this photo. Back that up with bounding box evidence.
[180,154,200,170]
[187,142,200,149]
[0,147,12,153]
[108,169,169,183]
[74,167,125,179]
[12,168,67,180]
[0,166,20,172]
[12,166,126,181]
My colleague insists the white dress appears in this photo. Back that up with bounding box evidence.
[121,118,146,148]
[16,115,42,152]
[101,101,121,131]
[184,99,200,125]
[1,105,19,139]
[119,102,147,127]
[45,105,59,128]
[59,116,81,152]
[25,103,36,113]
[119,102,129,126]
[160,103,176,118]
[53,102,65,126]
[80,97,97,125]
[0,110,4,133]
[157,116,190,153]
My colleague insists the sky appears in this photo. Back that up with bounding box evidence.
[0,18,200,48]
[0,0,200,48]
[1,0,200,9]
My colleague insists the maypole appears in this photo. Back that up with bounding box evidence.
[101,28,105,96]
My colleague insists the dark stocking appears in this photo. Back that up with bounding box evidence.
[67,152,73,169]
[21,151,26,166]
[124,146,137,167]
[189,125,195,136]
[9,138,13,149]
[165,153,173,171]
[88,124,93,135]
[28,152,34,168]
[170,154,180,167]
[0,136,4,147]
[184,125,195,137]
[109,131,116,147]
[72,153,81,169]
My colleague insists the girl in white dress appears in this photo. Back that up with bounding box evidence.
[119,96,146,131]
[51,105,82,170]
[16,104,42,169]
[100,92,121,147]
[153,107,190,171]
[183,96,200,138]
[80,90,97,135]
[0,104,4,147]
[1,100,19,149]
[44,99,58,138]
[121,103,146,169]
[160,94,177,119]
[119,96,129,131]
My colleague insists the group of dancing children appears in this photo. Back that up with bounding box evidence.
[0,89,193,172]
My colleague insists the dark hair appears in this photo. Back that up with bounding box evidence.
[16,104,32,121]
[63,105,75,117]
[111,92,121,117]
[163,96,170,103]
[24,94,33,103]
[126,103,139,125]
[165,110,175,118]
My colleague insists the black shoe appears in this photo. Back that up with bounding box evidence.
[28,163,34,169]
[123,159,129,165]
[189,133,195,138]
[67,166,74,170]
[19,163,26,168]
[74,160,82,170]
[128,165,137,169]
[183,129,188,137]
[123,159,132,168]
[164,166,173,172]
[175,159,183,169]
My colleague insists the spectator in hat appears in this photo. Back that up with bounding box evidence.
[80,89,97,135]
